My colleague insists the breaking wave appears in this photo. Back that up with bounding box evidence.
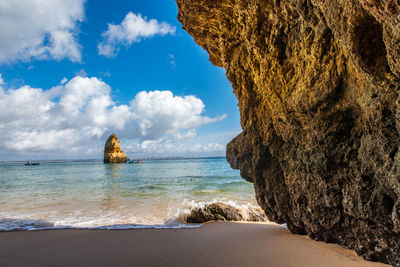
[0,200,267,231]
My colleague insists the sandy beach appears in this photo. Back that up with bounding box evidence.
[0,222,388,267]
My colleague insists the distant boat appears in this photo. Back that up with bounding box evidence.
[129,160,144,164]
[25,161,40,166]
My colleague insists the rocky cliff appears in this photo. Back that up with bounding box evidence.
[104,133,127,163]
[176,0,400,265]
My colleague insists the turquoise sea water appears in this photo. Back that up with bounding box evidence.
[0,157,260,230]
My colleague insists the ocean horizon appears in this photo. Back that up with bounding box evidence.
[0,156,227,164]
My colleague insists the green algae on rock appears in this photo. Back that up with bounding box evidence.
[176,0,400,265]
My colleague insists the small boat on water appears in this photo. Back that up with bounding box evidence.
[25,161,40,166]
[129,160,144,164]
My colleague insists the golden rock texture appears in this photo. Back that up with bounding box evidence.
[176,0,400,265]
[104,133,127,163]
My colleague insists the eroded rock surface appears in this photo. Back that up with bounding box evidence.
[104,133,127,163]
[176,0,400,265]
[185,202,267,223]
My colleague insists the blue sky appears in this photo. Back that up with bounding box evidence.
[0,0,240,160]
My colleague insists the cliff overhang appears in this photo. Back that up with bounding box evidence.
[176,0,400,265]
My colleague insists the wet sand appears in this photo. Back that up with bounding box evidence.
[0,222,388,267]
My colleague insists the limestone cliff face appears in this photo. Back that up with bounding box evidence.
[104,133,127,163]
[176,0,400,265]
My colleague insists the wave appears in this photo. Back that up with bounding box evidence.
[167,199,267,224]
[0,218,201,231]
[0,200,268,231]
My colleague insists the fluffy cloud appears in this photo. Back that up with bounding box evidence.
[0,0,84,63]
[0,75,226,159]
[131,91,226,140]
[0,77,127,153]
[124,139,225,157]
[98,12,176,57]
[175,129,197,140]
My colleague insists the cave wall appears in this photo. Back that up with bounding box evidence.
[176,0,400,265]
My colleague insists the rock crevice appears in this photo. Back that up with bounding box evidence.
[176,0,400,265]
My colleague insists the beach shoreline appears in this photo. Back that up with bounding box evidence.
[0,221,388,267]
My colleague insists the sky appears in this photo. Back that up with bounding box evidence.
[0,0,241,160]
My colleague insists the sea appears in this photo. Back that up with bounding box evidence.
[0,157,263,231]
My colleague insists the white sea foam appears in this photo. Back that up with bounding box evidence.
[0,199,267,231]
[167,198,267,224]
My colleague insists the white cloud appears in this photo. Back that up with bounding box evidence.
[175,129,197,140]
[98,12,176,57]
[194,143,224,152]
[122,128,241,158]
[75,69,87,77]
[124,139,225,157]
[60,78,68,85]
[0,76,226,159]
[0,0,84,64]
[131,90,226,140]
[101,70,111,78]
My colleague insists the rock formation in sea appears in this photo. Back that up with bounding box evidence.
[104,133,127,163]
[176,0,400,265]
[185,202,267,223]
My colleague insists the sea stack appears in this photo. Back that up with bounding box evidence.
[104,133,127,163]
[176,0,400,265]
